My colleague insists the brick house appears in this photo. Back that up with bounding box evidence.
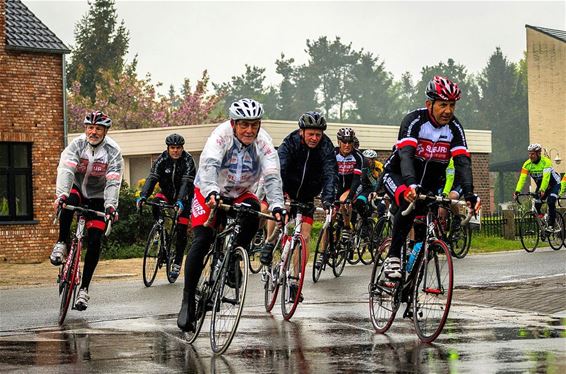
[0,0,70,263]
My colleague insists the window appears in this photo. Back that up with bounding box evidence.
[0,143,33,221]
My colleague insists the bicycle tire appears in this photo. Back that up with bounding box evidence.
[449,214,472,259]
[413,239,453,343]
[264,238,284,312]
[143,225,162,287]
[185,250,213,344]
[249,227,266,274]
[312,227,328,283]
[58,242,80,325]
[547,213,565,250]
[332,234,347,278]
[281,235,307,321]
[166,230,178,284]
[358,219,376,265]
[210,246,249,355]
[519,211,539,252]
[369,238,399,333]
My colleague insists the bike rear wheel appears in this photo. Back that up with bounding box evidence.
[249,227,266,274]
[143,225,162,287]
[264,240,283,312]
[185,250,214,344]
[58,242,80,325]
[357,219,375,265]
[519,211,539,252]
[210,247,249,355]
[547,213,565,250]
[449,214,471,259]
[413,239,453,343]
[312,227,329,283]
[332,232,347,277]
[369,238,399,333]
[281,236,307,321]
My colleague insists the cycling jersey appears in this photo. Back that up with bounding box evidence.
[278,129,336,206]
[383,107,473,200]
[141,150,196,203]
[194,120,284,210]
[335,148,363,198]
[515,156,561,193]
[56,134,124,209]
[561,174,566,196]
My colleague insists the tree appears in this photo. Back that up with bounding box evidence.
[214,65,270,117]
[67,0,129,102]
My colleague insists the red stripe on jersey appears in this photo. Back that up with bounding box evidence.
[397,139,417,149]
[451,148,470,158]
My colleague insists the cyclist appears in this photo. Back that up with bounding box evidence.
[513,144,562,232]
[137,134,196,280]
[335,127,364,241]
[354,149,384,218]
[381,76,480,279]
[259,111,336,298]
[177,98,285,332]
[50,111,124,310]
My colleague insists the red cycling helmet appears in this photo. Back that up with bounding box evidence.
[425,76,461,101]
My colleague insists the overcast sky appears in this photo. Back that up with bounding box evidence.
[25,1,565,94]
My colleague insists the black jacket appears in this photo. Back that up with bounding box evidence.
[141,150,196,203]
[278,129,337,205]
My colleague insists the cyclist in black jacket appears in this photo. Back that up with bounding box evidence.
[260,111,336,269]
[381,76,481,279]
[137,134,196,280]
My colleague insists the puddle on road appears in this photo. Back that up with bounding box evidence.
[0,307,564,373]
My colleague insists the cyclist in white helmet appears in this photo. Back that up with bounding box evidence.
[177,98,285,333]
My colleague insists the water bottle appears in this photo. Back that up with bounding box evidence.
[406,242,423,272]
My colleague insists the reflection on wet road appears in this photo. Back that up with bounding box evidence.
[1,302,564,373]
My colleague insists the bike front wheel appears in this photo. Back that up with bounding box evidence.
[449,214,471,259]
[332,235,347,278]
[249,227,266,274]
[166,231,179,284]
[369,238,399,333]
[281,235,307,321]
[264,240,284,312]
[143,225,162,287]
[519,211,539,252]
[413,239,453,343]
[312,227,329,283]
[373,216,392,265]
[357,219,376,265]
[210,246,249,355]
[58,242,80,325]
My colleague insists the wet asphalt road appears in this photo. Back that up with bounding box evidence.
[1,248,565,373]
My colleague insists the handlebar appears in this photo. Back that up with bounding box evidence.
[142,199,179,222]
[203,201,276,228]
[54,204,112,237]
[401,194,473,226]
[514,192,542,204]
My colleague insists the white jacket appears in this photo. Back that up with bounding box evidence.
[56,134,124,209]
[195,121,284,209]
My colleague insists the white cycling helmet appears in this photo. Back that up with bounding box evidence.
[229,98,264,120]
[362,149,378,159]
[527,143,542,152]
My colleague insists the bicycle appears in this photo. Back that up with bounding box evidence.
[368,193,471,343]
[54,205,111,325]
[264,201,319,320]
[371,195,393,265]
[140,200,181,287]
[516,192,564,252]
[312,202,350,283]
[184,202,274,355]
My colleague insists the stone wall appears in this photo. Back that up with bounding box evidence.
[0,4,65,263]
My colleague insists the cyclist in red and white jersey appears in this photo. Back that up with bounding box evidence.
[50,111,124,310]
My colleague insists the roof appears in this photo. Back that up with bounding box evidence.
[4,0,70,54]
[526,25,566,43]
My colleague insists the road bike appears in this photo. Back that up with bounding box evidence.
[141,200,181,286]
[184,202,274,354]
[263,202,319,320]
[54,205,111,325]
[312,202,350,282]
[516,192,564,252]
[369,194,471,343]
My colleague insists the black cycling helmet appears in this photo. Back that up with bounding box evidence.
[298,111,327,130]
[165,133,185,146]
[337,127,355,142]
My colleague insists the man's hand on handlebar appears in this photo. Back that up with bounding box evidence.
[205,192,220,209]
[464,193,481,215]
[403,187,417,203]
[272,207,288,227]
